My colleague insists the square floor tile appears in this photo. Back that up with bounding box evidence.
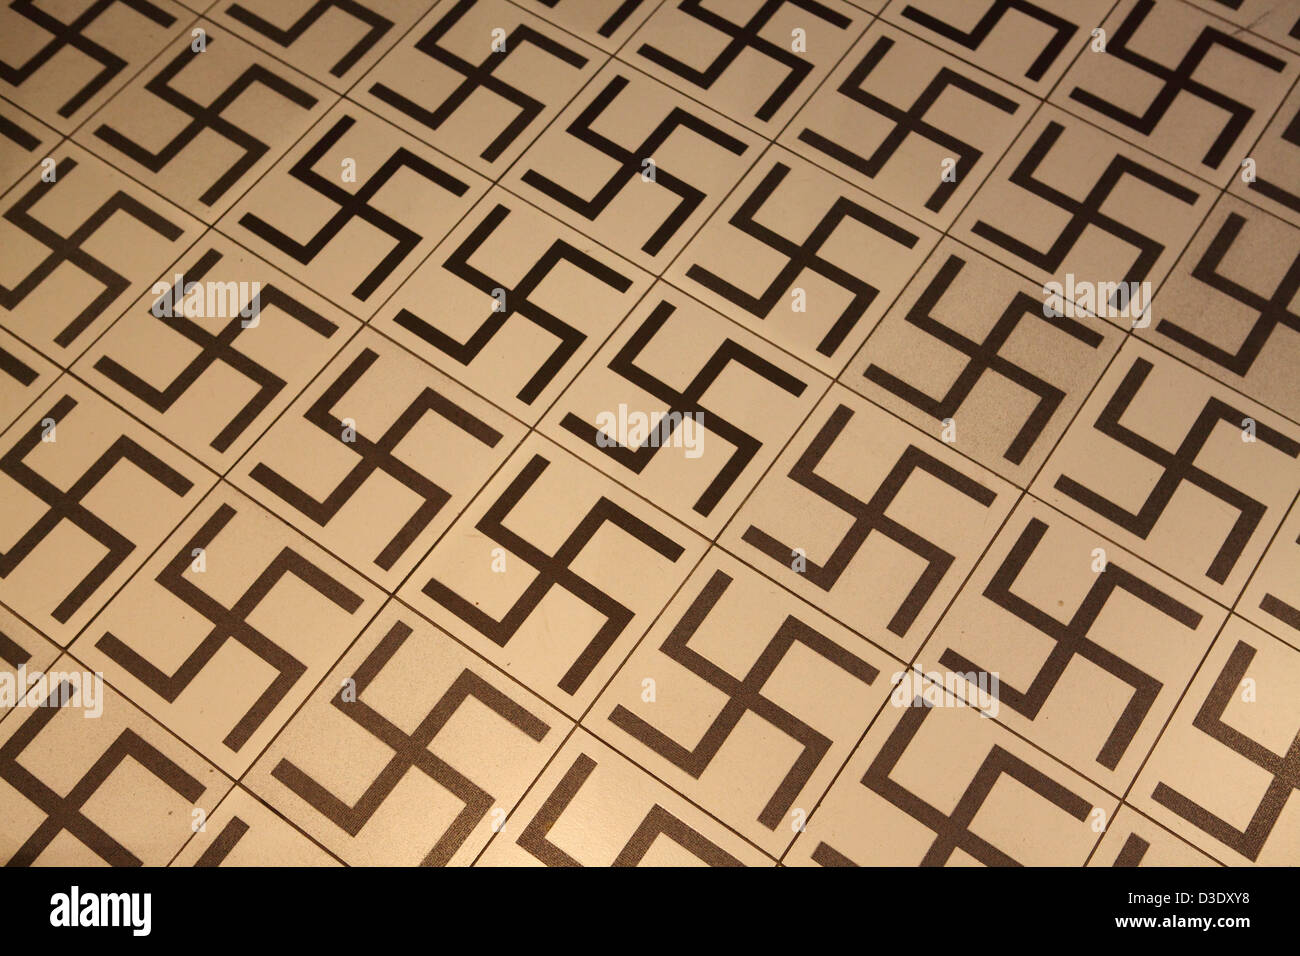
[355,0,604,179]
[0,144,206,363]
[244,601,570,865]
[1053,0,1298,188]
[1141,194,1300,423]
[914,496,1226,794]
[1033,339,1300,606]
[0,659,230,866]
[76,21,336,223]
[720,384,1018,658]
[1229,79,1300,228]
[538,281,828,537]
[664,146,939,375]
[1,0,1296,871]
[586,550,899,856]
[69,483,385,776]
[73,233,360,473]
[209,0,428,92]
[623,0,870,138]
[780,20,1034,230]
[0,376,216,645]
[370,186,653,426]
[954,107,1215,328]
[845,238,1122,487]
[503,61,765,274]
[228,326,527,591]
[1129,616,1300,865]
[0,0,190,134]
[479,729,774,865]
[514,0,663,54]
[398,432,710,715]
[784,684,1116,865]
[219,101,489,319]
[1182,0,1300,55]
[880,0,1112,97]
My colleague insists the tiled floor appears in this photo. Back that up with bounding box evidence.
[1,0,1298,868]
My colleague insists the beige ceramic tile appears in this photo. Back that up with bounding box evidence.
[503,60,765,274]
[1182,0,1300,54]
[720,384,1018,658]
[0,143,206,363]
[0,657,230,866]
[479,730,774,866]
[845,238,1122,486]
[1228,79,1300,228]
[0,0,190,134]
[245,600,570,865]
[228,327,527,591]
[880,0,1112,97]
[953,106,1215,327]
[587,550,899,856]
[209,0,428,91]
[780,21,1034,230]
[538,281,828,537]
[1140,194,1300,423]
[1129,616,1300,865]
[369,185,653,426]
[73,233,360,472]
[1033,339,1300,606]
[355,0,604,179]
[69,483,385,776]
[1053,0,1298,187]
[219,101,489,319]
[398,432,709,716]
[785,682,1117,865]
[0,375,216,645]
[623,0,870,137]
[914,496,1226,794]
[663,145,940,375]
[512,0,663,54]
[75,21,336,223]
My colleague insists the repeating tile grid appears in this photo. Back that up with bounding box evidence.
[0,0,1296,867]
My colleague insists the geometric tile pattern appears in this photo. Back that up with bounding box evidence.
[1,0,1298,868]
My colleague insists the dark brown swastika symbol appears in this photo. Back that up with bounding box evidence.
[420,453,687,695]
[94,502,366,753]
[813,699,1093,866]
[609,569,879,831]
[515,753,744,867]
[270,620,552,866]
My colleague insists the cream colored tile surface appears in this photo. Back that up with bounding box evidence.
[1,0,1296,869]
